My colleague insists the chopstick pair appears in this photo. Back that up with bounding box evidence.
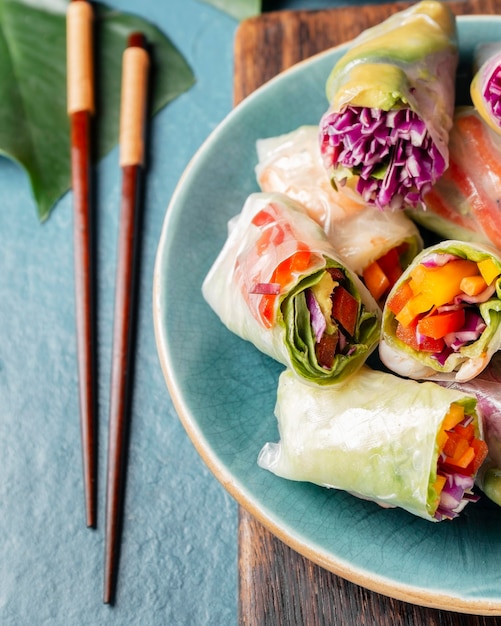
[66,0,150,605]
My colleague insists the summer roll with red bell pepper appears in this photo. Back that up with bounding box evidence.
[255,125,423,304]
[319,0,458,211]
[471,43,501,136]
[258,367,487,522]
[380,240,501,383]
[411,107,501,251]
[202,192,381,385]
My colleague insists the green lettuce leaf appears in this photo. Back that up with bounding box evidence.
[0,0,195,221]
[281,260,381,385]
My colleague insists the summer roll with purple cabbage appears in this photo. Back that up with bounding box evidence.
[471,43,501,136]
[319,0,458,211]
[255,125,423,304]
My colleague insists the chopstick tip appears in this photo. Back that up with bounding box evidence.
[103,568,117,605]
[127,32,146,49]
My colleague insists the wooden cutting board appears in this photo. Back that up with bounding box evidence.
[234,2,501,625]
[234,0,501,105]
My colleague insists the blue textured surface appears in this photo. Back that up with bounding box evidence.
[0,0,239,623]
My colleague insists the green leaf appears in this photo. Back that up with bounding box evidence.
[198,0,261,21]
[0,0,195,221]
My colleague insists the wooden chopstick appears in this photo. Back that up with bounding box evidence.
[66,0,97,530]
[103,31,150,605]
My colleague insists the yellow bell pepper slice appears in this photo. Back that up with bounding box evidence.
[478,257,501,286]
[408,259,479,308]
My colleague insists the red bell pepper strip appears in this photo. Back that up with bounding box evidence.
[416,309,466,340]
[331,285,359,336]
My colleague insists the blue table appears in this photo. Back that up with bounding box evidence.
[0,1,436,624]
[0,1,239,623]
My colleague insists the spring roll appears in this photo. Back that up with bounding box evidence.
[258,367,487,522]
[255,125,423,302]
[380,240,501,383]
[202,192,381,385]
[471,43,501,136]
[319,0,458,211]
[411,107,501,251]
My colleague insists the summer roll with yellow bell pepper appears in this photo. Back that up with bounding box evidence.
[202,192,381,385]
[255,125,423,304]
[380,240,501,382]
[319,0,458,211]
[258,367,487,522]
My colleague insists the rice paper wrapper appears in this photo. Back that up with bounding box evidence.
[471,42,501,136]
[411,107,501,251]
[202,192,381,385]
[255,126,367,227]
[380,240,501,382]
[319,0,458,211]
[255,126,423,276]
[258,367,480,522]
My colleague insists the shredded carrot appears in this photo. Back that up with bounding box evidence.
[443,433,470,462]
[363,260,390,301]
[460,274,488,296]
[448,446,476,469]
[437,404,487,479]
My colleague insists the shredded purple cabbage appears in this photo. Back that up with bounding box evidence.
[484,66,501,124]
[431,307,486,363]
[306,289,355,356]
[306,290,326,343]
[435,470,478,521]
[319,106,446,210]
[420,253,460,268]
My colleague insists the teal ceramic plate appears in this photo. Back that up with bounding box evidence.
[153,16,501,615]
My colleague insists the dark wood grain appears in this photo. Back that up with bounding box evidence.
[239,508,501,626]
[234,1,501,624]
[234,0,501,105]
